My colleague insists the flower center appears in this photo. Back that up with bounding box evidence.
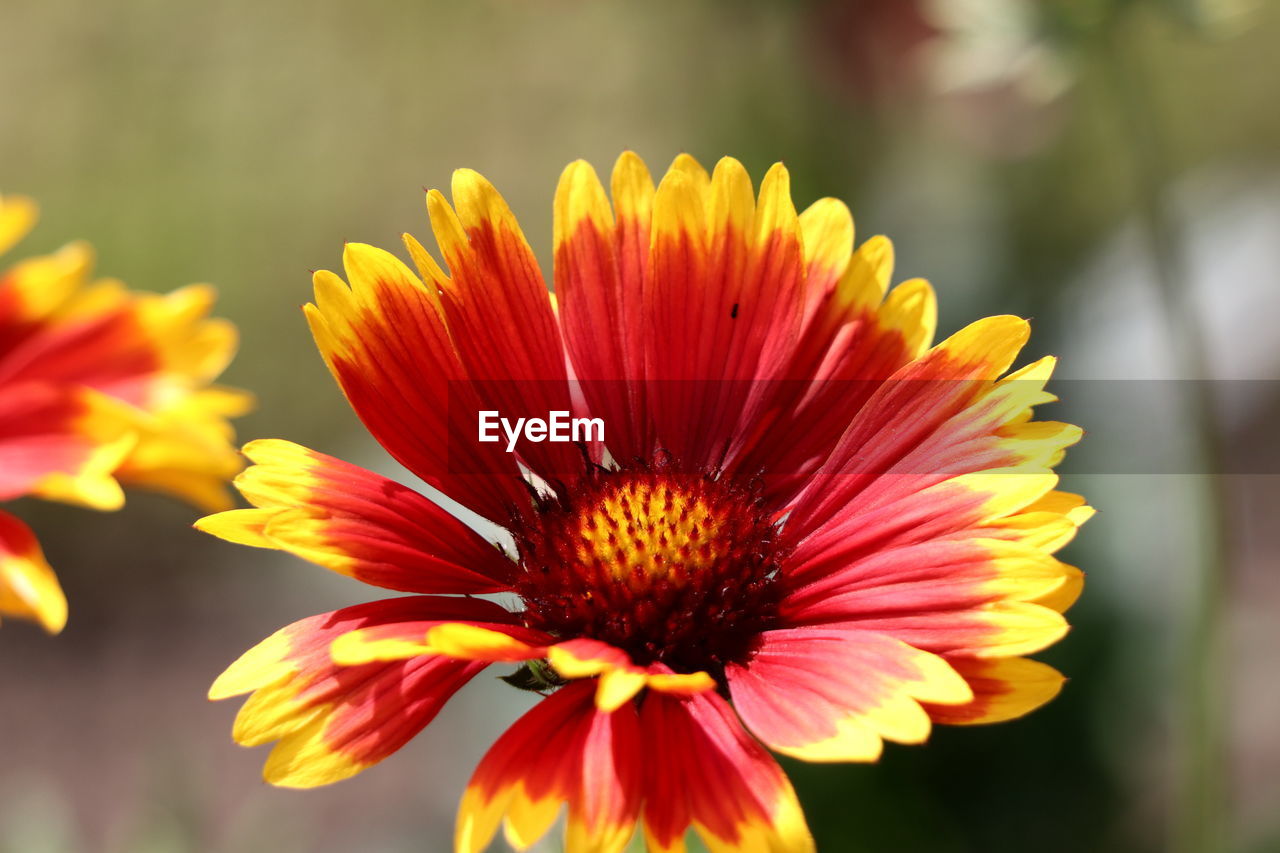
[513,466,784,675]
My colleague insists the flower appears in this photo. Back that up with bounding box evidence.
[199,152,1089,852]
[0,194,250,633]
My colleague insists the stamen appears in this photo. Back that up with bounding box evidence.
[512,461,784,675]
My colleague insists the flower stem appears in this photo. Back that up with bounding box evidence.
[1098,16,1231,853]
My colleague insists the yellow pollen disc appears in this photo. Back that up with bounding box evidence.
[578,482,725,588]
[514,469,783,672]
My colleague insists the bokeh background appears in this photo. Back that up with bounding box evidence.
[3,0,1279,851]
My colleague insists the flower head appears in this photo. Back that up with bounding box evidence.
[0,194,250,633]
[200,153,1089,851]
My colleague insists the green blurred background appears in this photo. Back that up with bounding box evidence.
[2,0,1279,851]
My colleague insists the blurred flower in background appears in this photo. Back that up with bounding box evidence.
[806,0,1262,158]
[806,0,1075,156]
[0,195,248,633]
[805,0,940,103]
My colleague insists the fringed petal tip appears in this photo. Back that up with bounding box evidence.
[201,439,517,594]
[926,656,1067,725]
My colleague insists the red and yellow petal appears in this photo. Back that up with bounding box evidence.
[0,509,67,633]
[197,439,515,594]
[344,626,717,713]
[771,321,1085,663]
[0,299,156,407]
[733,237,936,503]
[726,626,971,762]
[554,158,650,461]
[210,596,515,788]
[779,535,1073,659]
[787,468,1063,587]
[642,156,807,472]
[0,241,91,331]
[547,638,715,712]
[37,280,239,399]
[610,151,655,320]
[796,197,855,320]
[839,236,896,321]
[824,600,1069,660]
[456,681,643,853]
[783,333,1080,549]
[338,625,717,715]
[1,219,247,515]
[2,275,236,413]
[609,152,658,460]
[640,689,815,853]
[875,276,937,359]
[0,383,133,510]
[923,656,1066,725]
[128,283,239,386]
[786,314,1035,541]
[426,172,582,480]
[945,488,1093,555]
[307,243,530,521]
[332,621,552,666]
[110,384,253,512]
[783,536,1076,626]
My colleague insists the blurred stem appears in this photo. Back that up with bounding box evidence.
[1098,15,1230,853]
